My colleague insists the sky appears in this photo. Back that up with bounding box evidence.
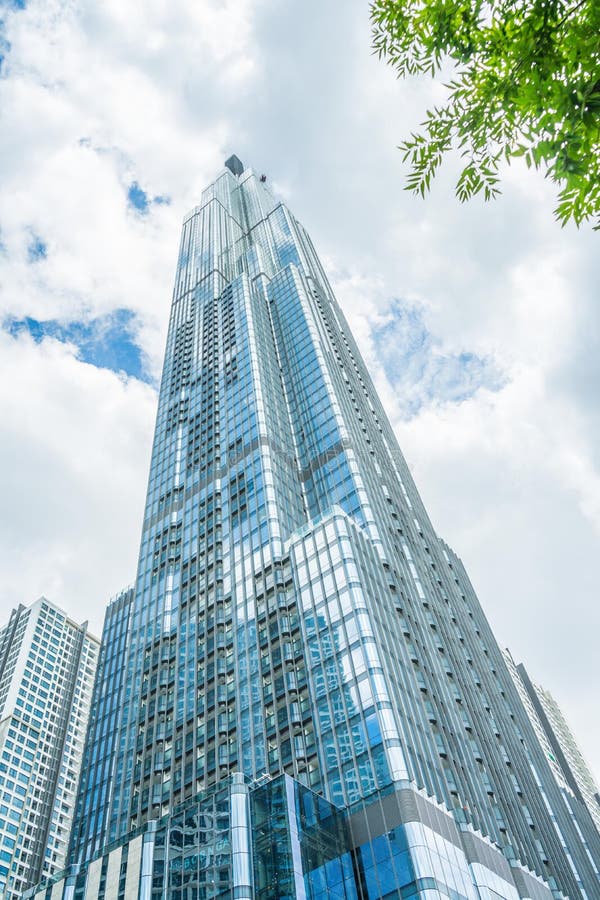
[1,0,599,780]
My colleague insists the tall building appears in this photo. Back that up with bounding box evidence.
[67,589,134,865]
[32,157,600,900]
[505,651,600,836]
[0,598,99,898]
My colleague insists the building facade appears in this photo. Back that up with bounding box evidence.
[506,652,600,837]
[35,157,600,899]
[0,598,99,898]
[525,678,600,837]
[27,772,559,900]
[68,589,135,866]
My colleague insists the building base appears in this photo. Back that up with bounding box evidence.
[24,774,561,900]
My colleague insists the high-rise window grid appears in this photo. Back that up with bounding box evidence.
[0,599,99,899]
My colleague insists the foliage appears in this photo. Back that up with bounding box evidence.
[371,0,600,227]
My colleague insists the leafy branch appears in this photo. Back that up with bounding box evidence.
[372,0,600,227]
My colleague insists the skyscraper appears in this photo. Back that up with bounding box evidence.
[35,157,600,900]
[0,598,99,899]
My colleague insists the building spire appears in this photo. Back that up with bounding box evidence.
[224,154,244,177]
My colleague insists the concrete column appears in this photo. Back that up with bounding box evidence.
[139,824,157,900]
[230,773,253,900]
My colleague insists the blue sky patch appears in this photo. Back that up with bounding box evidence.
[27,234,47,261]
[372,300,505,419]
[127,182,171,214]
[4,309,152,383]
[0,34,10,75]
[128,182,149,212]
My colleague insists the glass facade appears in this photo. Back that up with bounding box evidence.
[61,156,600,899]
[252,775,356,900]
[69,589,135,866]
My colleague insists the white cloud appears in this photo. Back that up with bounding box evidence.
[0,330,156,628]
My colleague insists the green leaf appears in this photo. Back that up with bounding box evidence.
[371,0,600,228]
